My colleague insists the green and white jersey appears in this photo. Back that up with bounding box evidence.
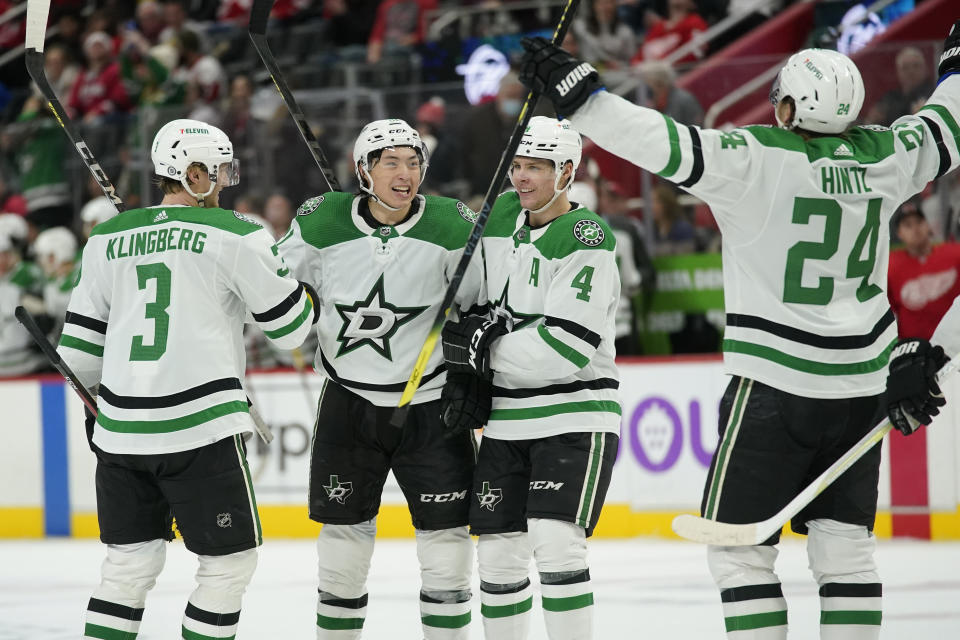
[933,295,960,358]
[58,205,314,455]
[572,80,960,398]
[0,260,46,376]
[482,192,621,440]
[278,192,484,406]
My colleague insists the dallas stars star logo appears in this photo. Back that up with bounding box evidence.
[494,281,540,330]
[323,475,353,505]
[335,274,427,360]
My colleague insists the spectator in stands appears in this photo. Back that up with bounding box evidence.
[160,0,210,51]
[460,71,525,199]
[888,200,960,341]
[175,29,227,106]
[119,23,184,108]
[650,183,695,256]
[263,193,295,240]
[366,0,438,64]
[233,193,265,217]
[32,43,79,104]
[67,31,133,123]
[322,0,379,59]
[865,47,934,126]
[28,226,79,342]
[3,97,71,230]
[640,60,703,125]
[414,96,458,188]
[132,1,166,48]
[573,0,637,70]
[633,0,708,65]
[221,74,255,151]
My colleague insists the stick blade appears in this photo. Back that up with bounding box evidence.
[671,514,763,546]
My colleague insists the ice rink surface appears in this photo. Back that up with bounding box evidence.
[2,537,959,639]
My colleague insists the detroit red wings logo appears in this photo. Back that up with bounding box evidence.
[900,269,958,310]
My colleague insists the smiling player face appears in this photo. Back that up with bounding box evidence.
[367,147,423,210]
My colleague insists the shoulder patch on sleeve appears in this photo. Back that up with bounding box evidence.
[297,195,325,216]
[233,211,263,226]
[573,219,605,246]
[456,201,478,223]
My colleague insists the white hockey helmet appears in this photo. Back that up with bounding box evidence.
[80,196,119,226]
[0,213,28,244]
[353,119,429,203]
[769,48,864,134]
[511,116,582,213]
[151,118,238,199]
[33,226,77,267]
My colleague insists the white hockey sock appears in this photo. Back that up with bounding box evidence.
[819,583,881,640]
[316,590,367,639]
[84,597,144,639]
[420,591,472,640]
[540,569,594,640]
[480,578,533,640]
[719,584,788,639]
[182,601,240,639]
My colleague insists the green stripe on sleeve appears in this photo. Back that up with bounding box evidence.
[264,296,313,339]
[490,400,621,421]
[542,592,594,612]
[421,612,472,629]
[481,597,533,619]
[59,334,104,357]
[919,104,960,147]
[97,401,249,434]
[658,115,682,178]
[182,627,236,640]
[725,610,788,632]
[722,339,895,375]
[820,610,882,625]
[538,325,589,368]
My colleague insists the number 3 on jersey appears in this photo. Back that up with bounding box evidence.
[783,197,882,305]
[130,262,171,361]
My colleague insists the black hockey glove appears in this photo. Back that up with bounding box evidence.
[442,315,509,379]
[519,37,605,118]
[939,20,960,78]
[886,338,949,435]
[440,373,494,433]
[83,406,96,451]
[299,280,321,324]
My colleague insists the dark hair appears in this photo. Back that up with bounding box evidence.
[153,162,207,194]
[177,29,201,55]
[586,0,621,35]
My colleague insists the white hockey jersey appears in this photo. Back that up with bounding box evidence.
[0,260,46,376]
[482,192,621,440]
[58,205,314,454]
[571,79,960,398]
[278,192,484,406]
[933,295,960,358]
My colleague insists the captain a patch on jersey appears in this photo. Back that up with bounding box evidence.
[573,219,605,246]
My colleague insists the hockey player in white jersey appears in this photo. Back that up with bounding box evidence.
[25,226,79,341]
[277,119,483,639]
[58,119,318,640]
[0,223,46,376]
[520,20,960,640]
[440,117,621,640]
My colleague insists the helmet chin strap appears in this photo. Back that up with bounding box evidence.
[359,167,404,213]
[521,163,570,216]
[180,171,217,207]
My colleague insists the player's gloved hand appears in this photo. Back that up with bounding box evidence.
[886,338,950,435]
[939,20,960,78]
[519,37,604,118]
[440,373,493,433]
[299,280,321,324]
[83,406,96,451]
[442,315,509,379]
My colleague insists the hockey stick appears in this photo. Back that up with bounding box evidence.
[15,305,98,415]
[672,352,960,546]
[389,0,583,427]
[24,0,124,211]
[248,0,341,192]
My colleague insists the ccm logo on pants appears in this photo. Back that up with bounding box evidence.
[420,491,468,503]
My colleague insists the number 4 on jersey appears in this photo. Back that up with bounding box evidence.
[572,265,594,301]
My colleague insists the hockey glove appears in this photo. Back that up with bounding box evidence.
[442,315,509,379]
[441,373,494,433]
[299,280,321,325]
[83,406,96,451]
[939,20,960,78]
[886,338,949,435]
[519,37,605,118]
